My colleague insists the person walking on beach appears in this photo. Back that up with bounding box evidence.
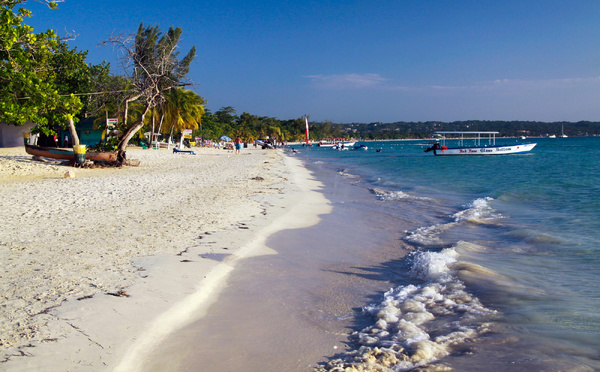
[234,136,242,155]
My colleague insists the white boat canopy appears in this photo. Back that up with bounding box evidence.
[434,131,500,147]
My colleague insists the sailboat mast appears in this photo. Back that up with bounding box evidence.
[305,116,309,145]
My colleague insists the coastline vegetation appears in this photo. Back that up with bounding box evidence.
[196,114,600,142]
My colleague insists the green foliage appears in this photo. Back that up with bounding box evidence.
[195,108,600,142]
[89,136,119,152]
[129,23,196,108]
[331,120,600,139]
[159,87,205,134]
[48,41,113,120]
[0,0,86,134]
[234,112,258,141]
[197,110,221,140]
[104,22,196,157]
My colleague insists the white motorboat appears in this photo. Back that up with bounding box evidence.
[316,139,335,147]
[318,138,355,148]
[424,131,537,156]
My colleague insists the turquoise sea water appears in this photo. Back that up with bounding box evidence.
[293,137,600,371]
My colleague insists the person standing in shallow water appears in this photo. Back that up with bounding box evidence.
[234,137,242,155]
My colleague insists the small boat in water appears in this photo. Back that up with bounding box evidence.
[559,125,568,138]
[318,138,356,148]
[25,144,117,162]
[353,144,368,151]
[332,143,350,150]
[316,139,335,147]
[424,131,536,156]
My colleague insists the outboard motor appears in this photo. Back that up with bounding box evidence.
[425,143,441,153]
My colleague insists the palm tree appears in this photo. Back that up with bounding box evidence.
[160,88,205,147]
[234,112,260,142]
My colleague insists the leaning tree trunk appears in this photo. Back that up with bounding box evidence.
[116,104,150,164]
[67,116,80,147]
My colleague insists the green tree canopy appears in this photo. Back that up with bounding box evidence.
[160,87,205,137]
[0,0,81,135]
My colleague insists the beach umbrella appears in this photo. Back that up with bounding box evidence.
[220,136,232,141]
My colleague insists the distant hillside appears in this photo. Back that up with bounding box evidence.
[331,120,600,139]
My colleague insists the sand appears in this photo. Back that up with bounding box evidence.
[0,145,329,371]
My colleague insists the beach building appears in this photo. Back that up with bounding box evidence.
[0,122,35,147]
[56,117,105,147]
[0,117,106,148]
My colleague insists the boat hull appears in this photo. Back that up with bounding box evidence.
[432,143,537,156]
[25,144,117,162]
[318,141,355,147]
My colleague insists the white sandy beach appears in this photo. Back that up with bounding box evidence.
[0,145,329,371]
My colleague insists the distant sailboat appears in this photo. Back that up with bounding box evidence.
[304,116,312,146]
[560,125,568,138]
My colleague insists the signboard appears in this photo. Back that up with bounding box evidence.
[106,118,118,128]
[183,129,193,139]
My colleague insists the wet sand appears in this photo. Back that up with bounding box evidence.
[143,162,412,371]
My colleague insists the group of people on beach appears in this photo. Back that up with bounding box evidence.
[233,136,287,154]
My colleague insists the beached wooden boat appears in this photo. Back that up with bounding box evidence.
[424,131,537,156]
[25,144,117,162]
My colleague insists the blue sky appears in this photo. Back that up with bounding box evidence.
[26,0,600,123]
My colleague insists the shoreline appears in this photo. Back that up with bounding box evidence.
[0,145,328,371]
[142,149,412,371]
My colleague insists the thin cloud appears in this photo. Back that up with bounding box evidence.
[306,73,388,89]
[427,76,600,92]
[306,73,600,95]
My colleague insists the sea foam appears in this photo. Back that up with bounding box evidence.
[452,197,501,223]
[370,187,432,202]
[405,197,500,246]
[316,247,498,371]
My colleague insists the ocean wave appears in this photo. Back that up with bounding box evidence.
[452,197,501,223]
[404,223,451,246]
[410,248,458,281]
[504,229,565,246]
[316,247,498,372]
[370,187,432,202]
[338,169,360,180]
[404,197,500,247]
